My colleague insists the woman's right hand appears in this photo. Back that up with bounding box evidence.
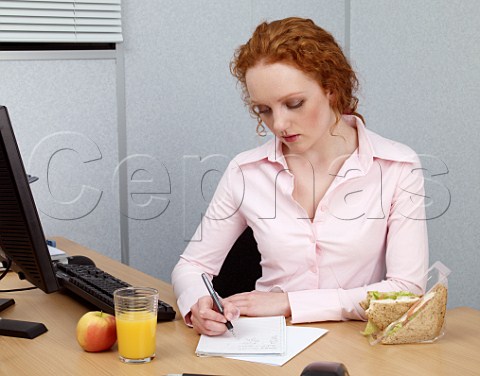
[189,295,240,336]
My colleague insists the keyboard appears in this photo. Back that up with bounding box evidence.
[55,263,176,321]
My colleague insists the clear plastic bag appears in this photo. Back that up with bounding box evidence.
[367,261,451,345]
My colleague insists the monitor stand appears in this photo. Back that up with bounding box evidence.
[0,298,48,339]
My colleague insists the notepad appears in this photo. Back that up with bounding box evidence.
[195,316,286,356]
[228,326,328,366]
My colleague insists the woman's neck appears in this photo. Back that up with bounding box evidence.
[284,118,358,173]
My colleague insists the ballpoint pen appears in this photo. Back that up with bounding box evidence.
[201,273,236,336]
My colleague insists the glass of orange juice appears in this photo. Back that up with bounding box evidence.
[114,287,158,363]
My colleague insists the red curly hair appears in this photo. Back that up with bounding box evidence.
[230,17,363,125]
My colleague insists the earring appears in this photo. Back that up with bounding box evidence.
[256,116,267,137]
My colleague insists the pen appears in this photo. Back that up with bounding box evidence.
[201,273,235,336]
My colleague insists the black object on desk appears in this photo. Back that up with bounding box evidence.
[0,298,47,339]
[66,255,96,266]
[0,318,48,339]
[0,298,15,313]
[301,362,350,376]
[55,262,176,321]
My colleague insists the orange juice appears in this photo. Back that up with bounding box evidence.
[116,311,157,360]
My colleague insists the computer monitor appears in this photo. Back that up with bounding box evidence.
[0,105,60,298]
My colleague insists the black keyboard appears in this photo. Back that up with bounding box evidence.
[55,263,176,321]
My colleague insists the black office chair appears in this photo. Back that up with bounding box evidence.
[212,227,262,298]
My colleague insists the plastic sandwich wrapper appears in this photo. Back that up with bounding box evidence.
[362,261,451,345]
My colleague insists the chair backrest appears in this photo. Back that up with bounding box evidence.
[212,227,262,298]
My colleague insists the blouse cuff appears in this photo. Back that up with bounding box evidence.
[288,289,343,323]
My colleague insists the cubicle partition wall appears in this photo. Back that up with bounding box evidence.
[0,0,478,309]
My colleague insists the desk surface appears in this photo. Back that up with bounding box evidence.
[1,237,479,376]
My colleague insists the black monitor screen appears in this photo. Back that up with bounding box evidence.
[0,106,59,294]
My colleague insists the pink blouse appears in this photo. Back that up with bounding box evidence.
[172,115,429,324]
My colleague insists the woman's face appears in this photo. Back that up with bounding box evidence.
[245,62,337,156]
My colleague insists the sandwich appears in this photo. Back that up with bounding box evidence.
[379,284,448,344]
[360,291,421,336]
[360,284,448,344]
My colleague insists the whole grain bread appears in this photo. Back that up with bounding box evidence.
[381,284,448,344]
[366,298,419,331]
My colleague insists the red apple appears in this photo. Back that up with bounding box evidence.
[76,311,117,352]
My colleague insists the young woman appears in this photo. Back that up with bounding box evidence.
[172,17,428,336]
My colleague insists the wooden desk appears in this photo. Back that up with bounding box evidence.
[1,238,479,376]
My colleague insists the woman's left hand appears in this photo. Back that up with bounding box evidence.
[223,291,291,317]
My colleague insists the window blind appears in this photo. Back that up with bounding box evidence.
[0,0,122,43]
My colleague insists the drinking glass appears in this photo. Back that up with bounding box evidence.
[114,287,158,363]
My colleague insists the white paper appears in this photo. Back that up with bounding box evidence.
[227,326,328,366]
[48,245,67,261]
[196,316,286,356]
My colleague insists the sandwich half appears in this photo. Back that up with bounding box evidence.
[361,291,421,336]
[380,284,448,344]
